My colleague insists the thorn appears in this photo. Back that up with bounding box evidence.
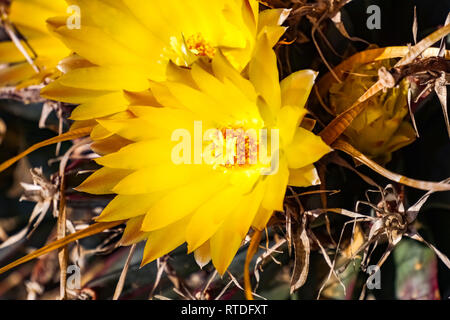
[434,74,450,139]
[438,13,450,57]
[407,88,420,137]
[412,6,418,45]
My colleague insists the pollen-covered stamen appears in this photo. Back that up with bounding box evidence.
[204,128,259,169]
[186,33,216,59]
[222,128,258,168]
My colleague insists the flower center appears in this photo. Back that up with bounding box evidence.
[186,33,216,59]
[221,128,258,168]
[204,127,262,170]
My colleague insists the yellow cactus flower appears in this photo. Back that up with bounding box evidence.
[0,0,71,87]
[41,0,290,122]
[75,35,332,274]
[32,0,330,274]
[329,59,416,164]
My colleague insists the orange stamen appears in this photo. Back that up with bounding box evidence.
[186,33,216,59]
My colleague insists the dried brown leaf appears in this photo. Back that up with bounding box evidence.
[333,139,450,191]
[290,214,310,293]
[434,73,450,138]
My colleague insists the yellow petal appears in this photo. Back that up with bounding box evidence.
[124,90,163,108]
[191,64,259,120]
[285,127,333,169]
[288,164,321,187]
[59,66,149,92]
[252,207,274,231]
[121,0,174,43]
[90,135,132,156]
[48,23,160,75]
[95,139,175,170]
[0,41,32,64]
[70,92,128,121]
[10,0,66,34]
[141,215,191,267]
[41,80,111,104]
[0,37,68,65]
[212,51,256,101]
[90,123,114,141]
[120,216,149,246]
[56,54,96,74]
[211,232,242,276]
[210,181,266,274]
[259,25,287,49]
[163,81,233,123]
[185,186,244,252]
[141,173,229,232]
[257,9,291,36]
[194,241,211,269]
[249,32,281,116]
[96,193,164,222]
[260,157,289,212]
[70,119,97,131]
[76,167,132,195]
[129,106,202,138]
[220,0,259,70]
[96,118,161,141]
[0,63,35,86]
[280,69,317,108]
[66,0,165,63]
[112,164,208,195]
[277,105,308,147]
